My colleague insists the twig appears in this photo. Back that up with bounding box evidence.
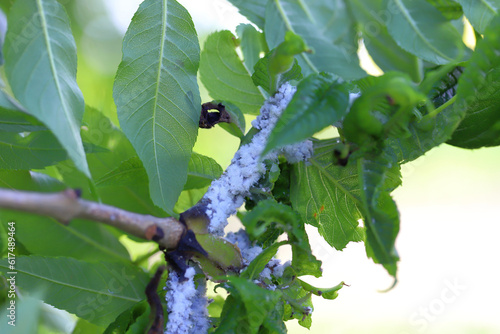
[0,188,185,250]
[146,266,166,334]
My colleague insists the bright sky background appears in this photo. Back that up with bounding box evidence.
[103,1,500,333]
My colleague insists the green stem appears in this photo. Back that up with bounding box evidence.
[425,95,457,118]
[412,57,423,83]
[282,290,312,310]
[87,179,101,203]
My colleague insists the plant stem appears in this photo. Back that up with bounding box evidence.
[425,95,457,118]
[0,188,185,250]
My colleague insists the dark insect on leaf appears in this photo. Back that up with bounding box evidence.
[199,102,232,128]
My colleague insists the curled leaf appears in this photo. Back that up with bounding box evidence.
[193,234,243,278]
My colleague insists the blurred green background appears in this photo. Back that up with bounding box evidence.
[17,0,500,333]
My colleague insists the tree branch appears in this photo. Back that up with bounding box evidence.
[0,188,185,250]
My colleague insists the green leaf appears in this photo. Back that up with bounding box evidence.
[0,256,150,327]
[12,211,130,263]
[290,231,322,277]
[384,67,465,163]
[0,108,46,132]
[456,0,499,33]
[241,199,322,277]
[236,24,268,74]
[426,0,464,20]
[0,8,5,65]
[279,272,313,329]
[226,0,267,29]
[291,139,365,250]
[252,52,302,95]
[447,15,500,148]
[60,106,138,204]
[265,0,366,79]
[132,149,221,214]
[222,277,282,333]
[94,157,166,217]
[125,308,151,334]
[0,292,44,334]
[208,295,225,318]
[267,31,311,94]
[38,301,82,334]
[0,131,70,170]
[271,161,292,206]
[251,30,309,95]
[357,151,401,276]
[185,152,223,190]
[81,106,137,180]
[262,302,287,334]
[343,72,428,147]
[428,66,462,108]
[214,295,247,334]
[216,100,246,138]
[263,73,349,156]
[0,87,26,112]
[0,2,12,15]
[348,0,422,82]
[0,170,131,262]
[241,241,285,280]
[103,301,148,334]
[199,30,266,115]
[194,234,244,277]
[4,0,90,176]
[385,0,466,64]
[73,318,106,334]
[299,279,345,300]
[448,69,500,148]
[173,187,208,214]
[96,157,148,189]
[242,200,296,241]
[0,222,6,257]
[113,0,201,215]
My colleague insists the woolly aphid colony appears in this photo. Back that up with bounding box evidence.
[164,83,314,334]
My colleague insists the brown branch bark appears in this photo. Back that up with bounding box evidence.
[0,188,185,250]
[146,265,166,334]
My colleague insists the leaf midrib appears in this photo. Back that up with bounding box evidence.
[393,0,452,62]
[35,0,81,154]
[151,0,169,208]
[0,261,140,302]
[274,0,319,73]
[480,0,498,13]
[309,158,362,207]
